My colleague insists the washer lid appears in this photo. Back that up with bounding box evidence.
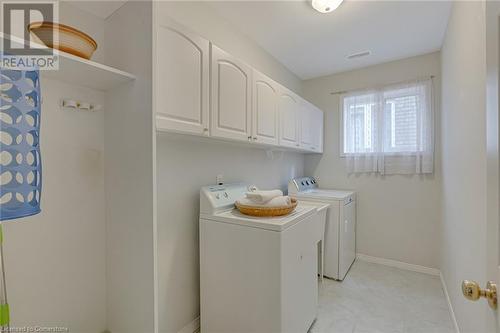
[201,204,316,231]
[294,189,355,201]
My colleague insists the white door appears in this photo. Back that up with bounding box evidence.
[492,6,500,330]
[211,45,252,142]
[252,70,279,145]
[454,1,500,333]
[278,88,300,148]
[155,19,209,136]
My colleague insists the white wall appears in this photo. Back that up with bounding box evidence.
[440,2,494,332]
[58,2,106,63]
[4,3,156,332]
[155,2,305,332]
[302,52,442,269]
[3,78,106,333]
[104,2,155,333]
[3,3,108,332]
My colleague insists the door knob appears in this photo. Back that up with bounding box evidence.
[462,280,497,309]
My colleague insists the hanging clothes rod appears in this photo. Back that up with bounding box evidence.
[330,75,435,95]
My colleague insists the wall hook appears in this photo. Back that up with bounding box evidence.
[61,99,102,112]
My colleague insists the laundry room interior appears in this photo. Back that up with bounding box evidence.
[1,1,499,333]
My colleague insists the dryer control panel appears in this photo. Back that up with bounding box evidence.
[288,177,318,195]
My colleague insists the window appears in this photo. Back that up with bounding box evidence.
[343,93,377,154]
[341,79,434,174]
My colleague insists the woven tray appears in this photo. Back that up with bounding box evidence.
[235,198,298,217]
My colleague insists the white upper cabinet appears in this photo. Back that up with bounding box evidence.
[153,19,323,153]
[310,106,324,153]
[211,45,252,142]
[155,19,210,136]
[299,102,313,149]
[278,88,300,148]
[281,92,324,153]
[252,70,279,145]
[299,101,323,153]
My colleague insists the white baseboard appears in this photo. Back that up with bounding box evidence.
[440,272,460,333]
[356,253,440,276]
[177,316,200,333]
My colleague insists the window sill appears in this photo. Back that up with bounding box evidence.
[340,152,425,158]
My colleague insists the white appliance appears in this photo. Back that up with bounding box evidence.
[200,183,321,333]
[299,201,329,282]
[289,177,356,280]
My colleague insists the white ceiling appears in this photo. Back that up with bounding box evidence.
[66,1,127,19]
[208,1,452,80]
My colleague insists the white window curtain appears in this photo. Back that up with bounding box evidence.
[341,78,434,175]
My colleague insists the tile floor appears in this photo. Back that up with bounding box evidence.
[309,260,455,333]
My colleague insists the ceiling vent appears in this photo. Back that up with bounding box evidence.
[347,51,371,59]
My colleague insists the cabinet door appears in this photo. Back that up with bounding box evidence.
[340,201,356,280]
[278,88,300,148]
[252,70,279,145]
[299,102,324,153]
[211,45,252,142]
[299,102,313,149]
[281,215,318,333]
[155,19,209,135]
[311,106,324,153]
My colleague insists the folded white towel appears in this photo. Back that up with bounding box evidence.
[237,195,291,208]
[247,185,259,192]
[245,189,283,204]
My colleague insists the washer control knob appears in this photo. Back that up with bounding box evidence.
[215,193,220,199]
[224,192,228,198]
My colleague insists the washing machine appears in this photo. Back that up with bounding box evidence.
[199,183,321,333]
[289,177,356,280]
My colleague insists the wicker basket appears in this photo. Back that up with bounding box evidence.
[235,198,298,217]
[28,22,98,60]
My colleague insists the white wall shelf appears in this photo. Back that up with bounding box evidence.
[42,50,136,91]
[1,33,136,91]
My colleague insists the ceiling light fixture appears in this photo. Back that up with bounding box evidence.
[311,0,343,13]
